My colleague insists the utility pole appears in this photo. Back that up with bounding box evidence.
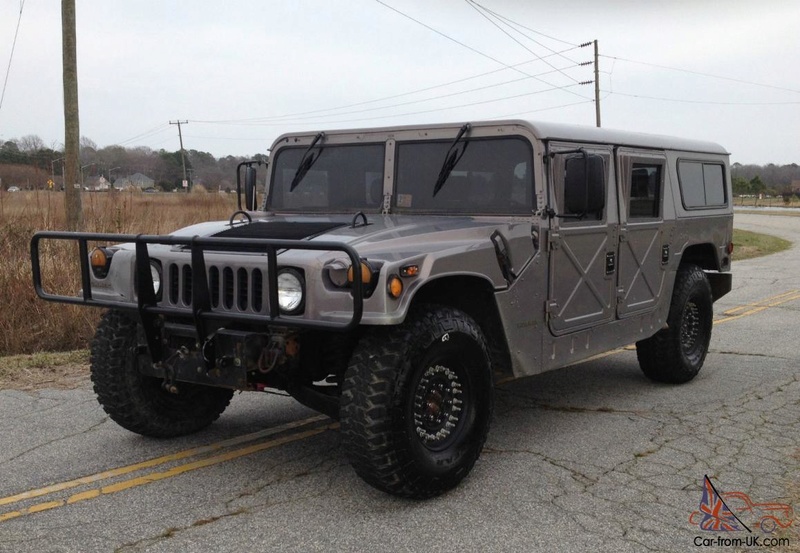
[594,39,601,128]
[62,0,82,229]
[170,120,189,191]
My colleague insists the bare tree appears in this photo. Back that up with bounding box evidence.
[17,134,46,153]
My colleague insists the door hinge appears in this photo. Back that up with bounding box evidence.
[548,232,560,252]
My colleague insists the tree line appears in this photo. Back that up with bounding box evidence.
[2,134,798,196]
[0,134,267,191]
[731,162,800,197]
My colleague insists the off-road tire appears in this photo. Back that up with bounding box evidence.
[90,310,233,438]
[636,264,713,383]
[340,305,493,499]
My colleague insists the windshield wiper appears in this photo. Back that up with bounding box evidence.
[432,123,471,197]
[289,132,325,192]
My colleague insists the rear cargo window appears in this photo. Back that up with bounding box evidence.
[678,161,727,208]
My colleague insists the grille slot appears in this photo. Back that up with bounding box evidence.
[209,266,220,307]
[169,264,179,304]
[252,269,264,312]
[237,268,248,311]
[165,262,267,314]
[181,265,193,306]
[222,267,234,310]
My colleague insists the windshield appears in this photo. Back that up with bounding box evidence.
[395,137,533,214]
[269,144,385,211]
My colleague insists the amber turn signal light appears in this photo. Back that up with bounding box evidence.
[89,247,113,278]
[400,264,420,277]
[347,261,373,285]
[387,275,403,299]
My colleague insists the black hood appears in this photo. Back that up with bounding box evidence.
[212,221,347,241]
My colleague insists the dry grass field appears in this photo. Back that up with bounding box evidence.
[0,189,237,356]
[0,190,791,357]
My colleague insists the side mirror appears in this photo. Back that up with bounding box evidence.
[244,166,257,210]
[564,153,605,217]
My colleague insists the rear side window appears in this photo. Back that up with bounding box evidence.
[678,161,727,208]
[629,163,662,219]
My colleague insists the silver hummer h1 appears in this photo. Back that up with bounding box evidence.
[32,120,733,498]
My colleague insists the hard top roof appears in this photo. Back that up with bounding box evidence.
[272,119,729,156]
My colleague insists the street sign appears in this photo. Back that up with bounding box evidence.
[182,180,188,188]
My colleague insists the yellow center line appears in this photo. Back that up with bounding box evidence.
[715,292,800,325]
[4,291,799,523]
[721,289,799,316]
[0,414,327,508]
[0,423,338,523]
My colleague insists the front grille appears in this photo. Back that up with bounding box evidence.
[165,262,267,314]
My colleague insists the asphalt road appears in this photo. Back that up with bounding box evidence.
[0,212,798,553]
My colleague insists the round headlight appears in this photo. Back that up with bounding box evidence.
[277,269,304,314]
[149,262,162,295]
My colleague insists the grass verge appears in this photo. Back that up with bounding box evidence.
[0,349,89,390]
[732,229,792,261]
[736,209,800,218]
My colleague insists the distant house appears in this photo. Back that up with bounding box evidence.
[85,176,110,191]
[114,173,155,190]
[791,180,800,193]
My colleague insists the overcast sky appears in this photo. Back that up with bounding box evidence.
[1,0,798,164]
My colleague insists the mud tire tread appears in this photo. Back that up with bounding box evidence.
[340,305,493,499]
[90,310,233,438]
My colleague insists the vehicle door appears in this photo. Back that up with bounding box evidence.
[546,143,618,335]
[616,150,667,317]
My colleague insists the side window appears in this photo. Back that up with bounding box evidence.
[703,164,725,205]
[678,160,727,208]
[629,163,662,219]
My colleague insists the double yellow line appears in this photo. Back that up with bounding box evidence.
[0,415,336,523]
[2,289,799,524]
[715,289,800,324]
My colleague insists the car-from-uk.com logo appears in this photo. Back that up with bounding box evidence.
[690,475,795,548]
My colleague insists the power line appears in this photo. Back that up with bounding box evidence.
[0,0,26,113]
[494,99,595,119]
[115,124,171,146]
[183,135,272,141]
[469,2,578,48]
[191,46,583,126]
[603,90,800,106]
[600,54,800,95]
[226,82,585,128]
[190,83,586,131]
[466,1,583,67]
[465,0,580,84]
[373,0,588,100]
[197,65,585,128]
